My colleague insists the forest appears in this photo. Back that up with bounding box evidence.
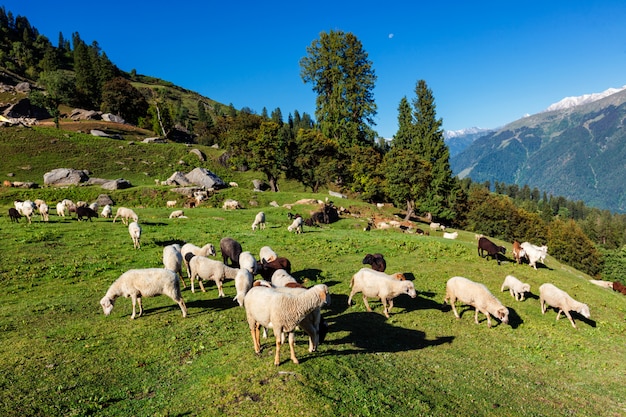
[1,6,625,282]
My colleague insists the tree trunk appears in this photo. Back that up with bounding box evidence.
[155,103,167,137]
[404,200,415,221]
[268,174,279,192]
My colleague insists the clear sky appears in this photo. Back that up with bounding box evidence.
[6,1,626,138]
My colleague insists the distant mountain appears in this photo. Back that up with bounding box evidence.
[444,127,494,157]
[450,87,626,213]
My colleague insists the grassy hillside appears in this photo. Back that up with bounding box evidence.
[1,123,625,416]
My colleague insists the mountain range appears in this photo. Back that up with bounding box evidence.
[449,86,626,213]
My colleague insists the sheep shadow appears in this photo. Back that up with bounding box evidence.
[153,238,186,247]
[394,291,443,313]
[321,311,454,355]
[542,307,597,328]
[293,268,325,282]
[440,303,521,328]
[141,221,168,226]
[184,295,240,314]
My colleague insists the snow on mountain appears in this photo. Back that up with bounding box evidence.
[544,85,626,112]
[443,127,492,139]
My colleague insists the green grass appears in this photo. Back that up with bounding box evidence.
[1,124,625,416]
[1,199,625,417]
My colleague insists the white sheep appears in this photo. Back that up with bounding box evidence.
[101,204,112,218]
[113,207,138,225]
[38,202,49,222]
[521,242,548,270]
[181,242,216,278]
[169,210,187,219]
[166,200,177,208]
[15,200,35,224]
[429,222,441,230]
[243,284,330,365]
[188,255,238,294]
[443,231,458,239]
[501,275,531,301]
[539,283,590,329]
[287,216,304,234]
[100,268,187,319]
[239,251,257,275]
[444,276,509,328]
[89,202,99,211]
[128,221,142,249]
[222,199,241,210]
[252,211,266,231]
[259,246,278,263]
[271,269,302,288]
[56,201,66,217]
[233,268,254,307]
[348,268,417,318]
[163,244,186,288]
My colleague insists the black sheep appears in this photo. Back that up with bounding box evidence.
[362,253,387,272]
[76,206,98,221]
[477,237,506,265]
[220,237,242,267]
[258,257,292,281]
[8,207,21,222]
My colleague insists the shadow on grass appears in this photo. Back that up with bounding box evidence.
[153,238,186,247]
[440,303,522,329]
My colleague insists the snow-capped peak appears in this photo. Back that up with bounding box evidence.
[444,127,491,139]
[544,85,626,112]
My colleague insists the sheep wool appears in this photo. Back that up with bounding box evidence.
[539,283,590,329]
[445,276,509,328]
[348,268,416,318]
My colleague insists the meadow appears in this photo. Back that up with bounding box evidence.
[0,126,625,416]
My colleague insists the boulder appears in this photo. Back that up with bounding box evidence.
[189,148,206,161]
[70,109,101,120]
[252,179,269,191]
[101,113,125,124]
[43,168,89,186]
[165,171,192,186]
[4,98,50,119]
[185,167,225,189]
[101,178,132,190]
[96,194,115,206]
[90,129,121,139]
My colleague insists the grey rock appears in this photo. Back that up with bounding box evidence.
[43,168,89,186]
[101,178,132,190]
[185,167,225,189]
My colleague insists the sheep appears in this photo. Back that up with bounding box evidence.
[271,269,303,288]
[89,202,99,212]
[477,237,506,265]
[287,216,304,234]
[188,255,239,294]
[348,268,417,318]
[101,204,112,218]
[239,251,258,274]
[128,221,142,249]
[8,207,21,222]
[61,199,76,216]
[243,284,330,365]
[15,200,35,224]
[429,222,441,230]
[38,202,49,222]
[181,242,216,278]
[259,246,278,263]
[166,200,177,208]
[443,231,458,239]
[169,210,186,219]
[113,207,138,225]
[163,244,186,288]
[220,237,242,267]
[56,201,67,217]
[99,268,187,319]
[258,257,292,281]
[252,211,266,231]
[76,206,98,221]
[500,275,531,301]
[444,276,509,328]
[233,268,254,307]
[521,242,548,270]
[512,240,526,265]
[539,283,590,329]
[222,199,241,210]
[362,253,386,272]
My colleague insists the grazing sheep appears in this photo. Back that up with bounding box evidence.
[15,200,35,224]
[233,268,254,307]
[222,199,241,210]
[348,268,417,318]
[259,246,278,263]
[181,242,216,278]
[512,240,526,265]
[477,237,507,265]
[429,222,441,231]
[362,253,386,272]
[252,211,266,231]
[539,283,590,329]
[113,207,138,225]
[163,244,186,288]
[56,201,67,217]
[613,281,626,295]
[101,204,112,218]
[443,231,458,239]
[287,216,304,234]
[188,255,239,294]
[500,275,531,301]
[243,284,330,365]
[444,276,509,328]
[169,210,186,219]
[271,269,302,288]
[166,200,177,208]
[258,257,292,281]
[8,207,21,222]
[76,206,98,221]
[37,202,49,222]
[239,251,258,274]
[61,199,77,216]
[520,242,548,270]
[220,237,243,267]
[128,221,142,249]
[99,268,187,319]
[89,202,99,212]
[589,279,614,289]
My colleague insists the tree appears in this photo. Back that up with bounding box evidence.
[247,121,284,192]
[293,129,339,192]
[100,77,148,125]
[300,29,377,148]
[383,147,432,220]
[30,70,75,128]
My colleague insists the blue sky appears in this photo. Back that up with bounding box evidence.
[6,1,626,138]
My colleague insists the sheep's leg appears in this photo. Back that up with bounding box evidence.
[216,280,225,297]
[388,299,394,314]
[563,311,577,329]
[136,297,143,318]
[347,290,355,306]
[381,298,390,318]
[509,289,515,298]
[449,297,460,319]
[274,331,283,366]
[131,295,137,319]
[251,323,261,353]
[288,332,299,364]
[177,298,187,318]
[540,299,546,314]
[474,308,480,325]
[361,295,373,312]
[556,309,562,321]
[179,273,187,289]
[198,277,206,293]
[485,312,492,328]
